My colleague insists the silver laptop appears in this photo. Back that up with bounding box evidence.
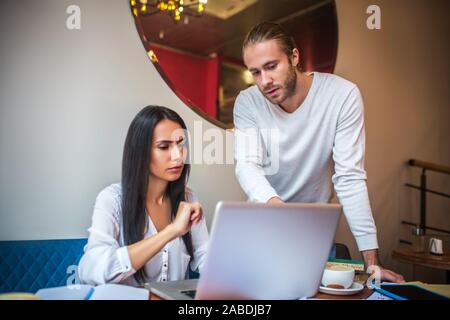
[150,201,341,300]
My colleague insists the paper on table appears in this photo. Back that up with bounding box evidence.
[90,284,148,300]
[36,284,149,300]
[36,285,93,300]
[366,291,393,300]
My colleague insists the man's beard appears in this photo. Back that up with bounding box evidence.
[261,65,297,104]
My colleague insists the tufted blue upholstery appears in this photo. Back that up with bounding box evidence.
[0,238,87,293]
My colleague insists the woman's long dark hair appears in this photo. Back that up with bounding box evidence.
[121,105,193,284]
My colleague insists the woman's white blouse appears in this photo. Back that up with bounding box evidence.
[78,183,209,286]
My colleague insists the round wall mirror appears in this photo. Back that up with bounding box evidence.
[131,0,338,129]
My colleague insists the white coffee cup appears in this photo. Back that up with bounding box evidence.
[429,238,444,255]
[321,265,355,289]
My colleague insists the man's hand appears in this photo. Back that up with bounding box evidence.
[378,267,405,283]
[362,249,405,283]
[267,196,284,204]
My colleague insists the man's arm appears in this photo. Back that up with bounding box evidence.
[233,94,280,203]
[332,86,378,252]
[332,86,404,283]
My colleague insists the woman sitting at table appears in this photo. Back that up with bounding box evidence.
[79,105,208,286]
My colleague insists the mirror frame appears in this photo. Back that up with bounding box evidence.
[130,1,338,130]
[133,15,234,130]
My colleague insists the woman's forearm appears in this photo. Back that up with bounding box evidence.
[127,224,178,271]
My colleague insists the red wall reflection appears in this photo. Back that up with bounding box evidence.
[151,46,219,118]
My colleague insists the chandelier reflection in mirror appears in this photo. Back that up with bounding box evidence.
[130,0,208,22]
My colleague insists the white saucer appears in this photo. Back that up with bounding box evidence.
[319,282,364,296]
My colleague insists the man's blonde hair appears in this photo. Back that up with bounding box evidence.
[242,21,298,64]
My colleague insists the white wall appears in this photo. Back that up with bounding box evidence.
[0,0,245,240]
[333,0,449,283]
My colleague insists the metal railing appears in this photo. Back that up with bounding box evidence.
[402,159,450,236]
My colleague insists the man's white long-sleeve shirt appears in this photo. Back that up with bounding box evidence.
[233,72,378,251]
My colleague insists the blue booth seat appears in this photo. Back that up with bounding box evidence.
[0,238,199,293]
[0,238,87,293]
[1,238,341,293]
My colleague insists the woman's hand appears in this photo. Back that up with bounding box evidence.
[170,201,203,237]
[128,201,202,271]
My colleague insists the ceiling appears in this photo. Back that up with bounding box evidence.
[204,0,259,20]
[136,0,334,60]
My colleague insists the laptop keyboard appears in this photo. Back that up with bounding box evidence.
[181,290,196,298]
